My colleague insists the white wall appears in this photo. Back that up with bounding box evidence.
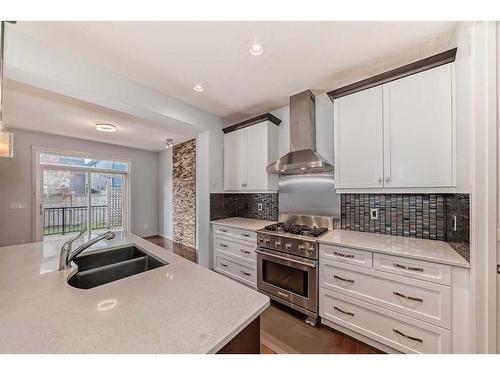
[158,148,173,239]
[0,129,159,247]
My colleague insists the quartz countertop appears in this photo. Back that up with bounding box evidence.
[318,230,470,268]
[0,233,269,353]
[210,217,277,231]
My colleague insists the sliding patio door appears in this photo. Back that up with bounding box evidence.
[34,150,129,241]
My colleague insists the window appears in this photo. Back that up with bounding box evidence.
[34,150,129,240]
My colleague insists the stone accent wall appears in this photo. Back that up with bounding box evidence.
[340,193,470,262]
[210,193,278,221]
[173,139,196,248]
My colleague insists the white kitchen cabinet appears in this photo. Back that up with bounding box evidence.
[223,120,279,192]
[223,130,245,190]
[333,63,455,192]
[318,241,469,353]
[334,86,384,189]
[383,64,454,188]
[212,224,258,288]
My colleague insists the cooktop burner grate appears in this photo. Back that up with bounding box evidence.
[264,222,328,237]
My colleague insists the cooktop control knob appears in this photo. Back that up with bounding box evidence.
[285,243,292,250]
[265,238,270,244]
[275,241,282,248]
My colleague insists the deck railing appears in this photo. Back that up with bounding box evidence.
[43,205,122,236]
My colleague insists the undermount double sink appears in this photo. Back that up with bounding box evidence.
[68,245,167,289]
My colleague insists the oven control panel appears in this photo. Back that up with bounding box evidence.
[257,232,318,260]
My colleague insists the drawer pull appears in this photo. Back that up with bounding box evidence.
[393,262,424,272]
[240,270,251,276]
[334,251,354,259]
[241,250,251,254]
[393,291,424,303]
[220,243,228,248]
[241,234,251,237]
[393,328,423,343]
[220,263,228,267]
[334,306,355,317]
[334,275,355,284]
[220,229,228,233]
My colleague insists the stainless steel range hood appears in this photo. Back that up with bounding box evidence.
[267,90,334,175]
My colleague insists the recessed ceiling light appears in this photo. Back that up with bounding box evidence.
[193,84,204,92]
[165,138,174,149]
[249,43,264,56]
[95,122,117,133]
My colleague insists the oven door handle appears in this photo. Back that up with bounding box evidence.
[255,249,316,268]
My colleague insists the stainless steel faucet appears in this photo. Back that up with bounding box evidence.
[59,229,116,270]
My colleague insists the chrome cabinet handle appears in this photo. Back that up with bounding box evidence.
[241,249,251,254]
[334,306,354,317]
[378,177,383,184]
[220,263,228,267]
[385,177,391,183]
[241,234,250,237]
[334,275,355,284]
[393,262,424,272]
[240,270,251,276]
[220,229,227,233]
[334,251,354,259]
[241,183,247,187]
[220,243,228,248]
[393,291,424,303]
[393,328,423,343]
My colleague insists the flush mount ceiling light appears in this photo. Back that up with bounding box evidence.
[0,21,16,158]
[95,122,117,133]
[249,43,264,56]
[193,84,204,92]
[165,138,174,149]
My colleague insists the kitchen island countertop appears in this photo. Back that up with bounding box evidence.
[0,232,269,353]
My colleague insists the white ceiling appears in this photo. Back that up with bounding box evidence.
[13,21,458,123]
[3,79,197,151]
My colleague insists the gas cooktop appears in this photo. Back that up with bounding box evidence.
[263,222,329,238]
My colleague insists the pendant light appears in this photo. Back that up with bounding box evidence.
[0,21,15,158]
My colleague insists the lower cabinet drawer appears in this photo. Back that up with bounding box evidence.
[214,236,256,263]
[320,260,451,329]
[373,253,451,286]
[214,251,256,287]
[234,228,257,241]
[213,225,234,237]
[320,288,451,354]
[320,244,373,268]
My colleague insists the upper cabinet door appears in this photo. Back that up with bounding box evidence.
[334,86,384,189]
[224,129,245,190]
[244,122,270,191]
[383,64,454,188]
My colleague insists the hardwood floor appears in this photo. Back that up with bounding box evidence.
[260,301,383,354]
[143,235,197,263]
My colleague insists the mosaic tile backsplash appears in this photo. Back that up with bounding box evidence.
[210,193,279,221]
[340,193,470,262]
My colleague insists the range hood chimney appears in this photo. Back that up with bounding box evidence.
[267,90,334,175]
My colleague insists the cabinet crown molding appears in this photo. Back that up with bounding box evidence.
[223,113,281,134]
[327,48,457,101]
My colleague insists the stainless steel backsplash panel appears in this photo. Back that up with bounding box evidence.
[278,173,339,218]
